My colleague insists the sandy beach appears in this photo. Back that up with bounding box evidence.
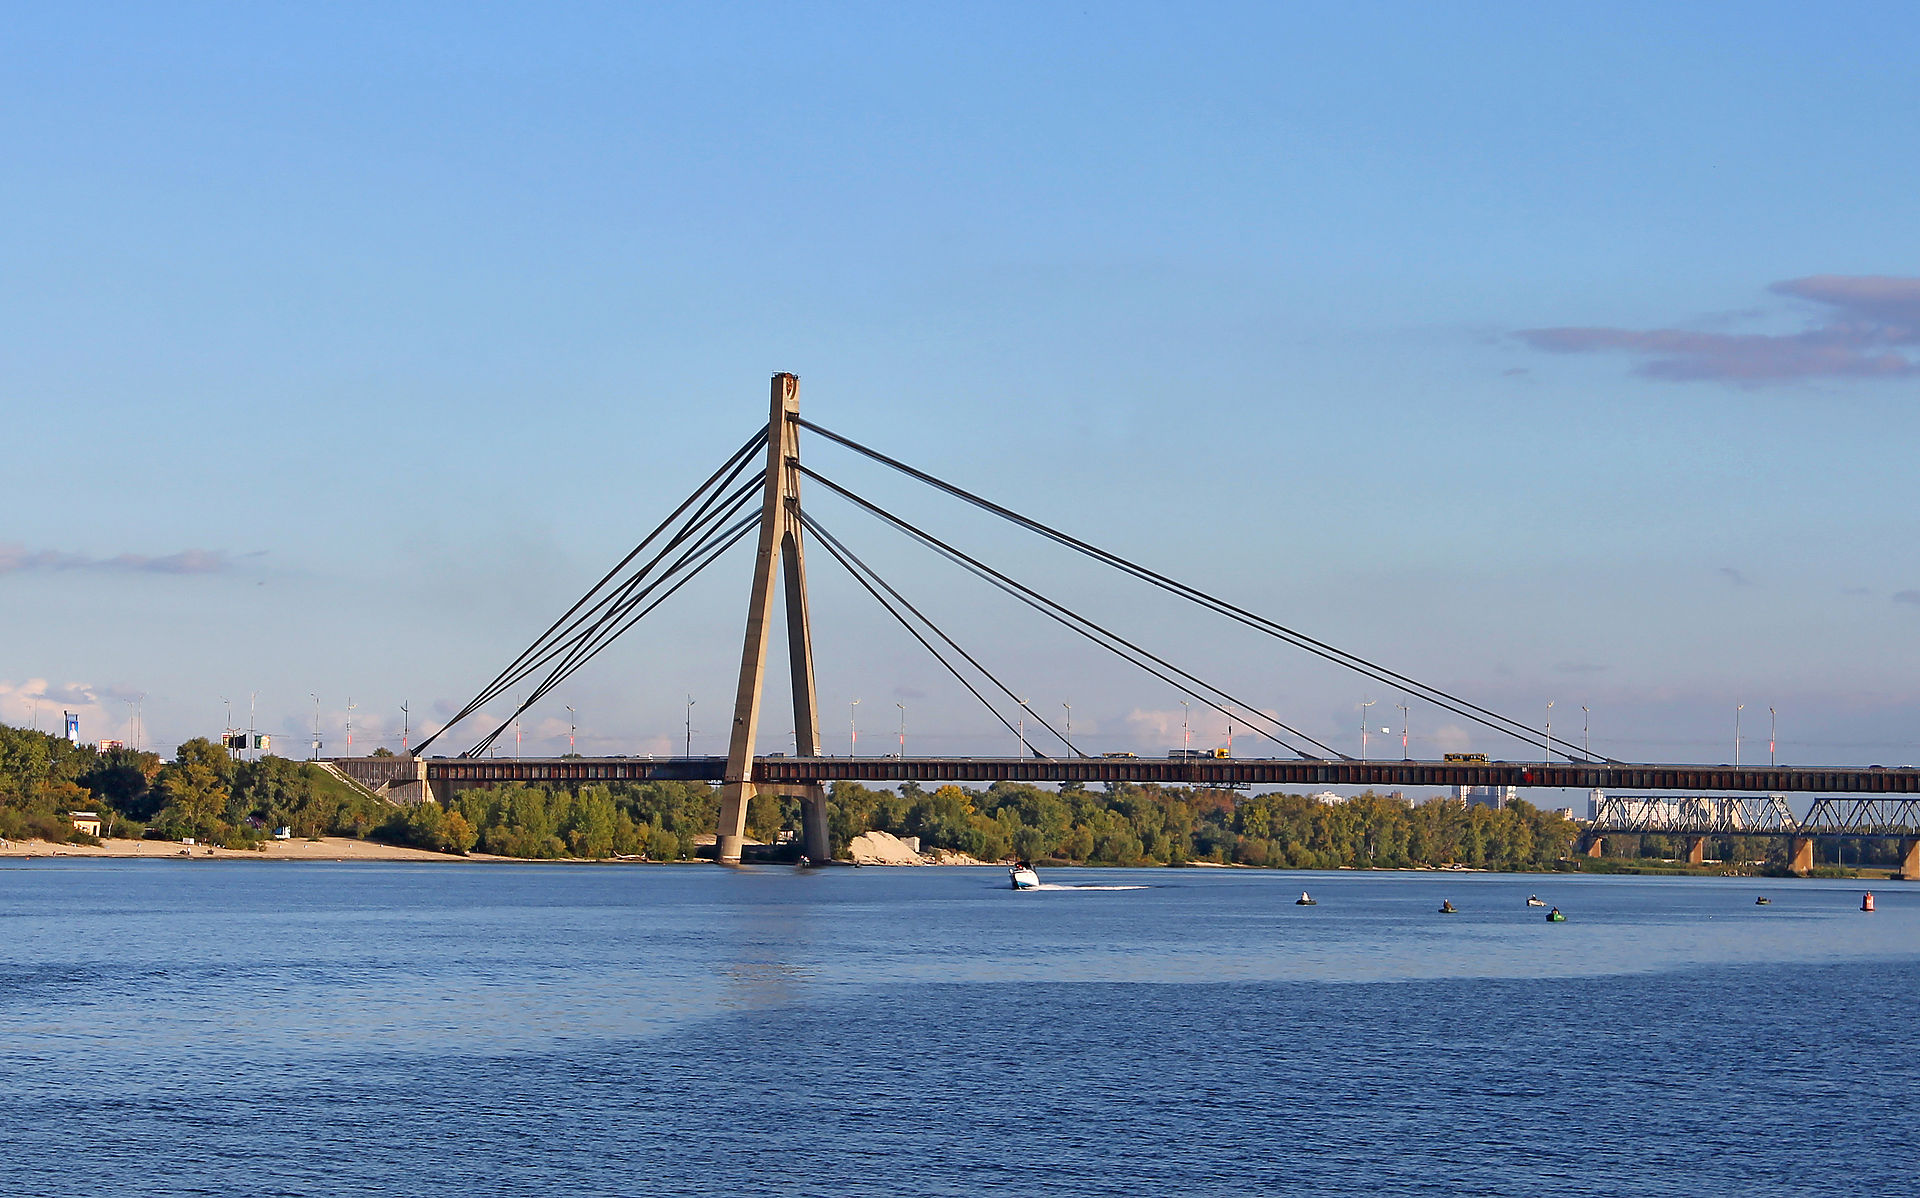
[0,836,486,862]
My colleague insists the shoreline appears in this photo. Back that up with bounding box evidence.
[0,836,490,863]
[0,838,1886,878]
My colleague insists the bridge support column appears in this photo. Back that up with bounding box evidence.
[1897,838,1920,882]
[718,373,825,865]
[1585,836,1604,858]
[1788,836,1814,877]
[1686,836,1707,865]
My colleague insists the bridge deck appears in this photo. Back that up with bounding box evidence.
[413,755,1920,794]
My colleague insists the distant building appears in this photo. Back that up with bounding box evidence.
[68,812,101,837]
[97,738,125,751]
[1310,791,1346,805]
[1462,785,1518,810]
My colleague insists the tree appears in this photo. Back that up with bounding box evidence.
[153,739,235,840]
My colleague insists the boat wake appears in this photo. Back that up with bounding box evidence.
[1029,883,1148,891]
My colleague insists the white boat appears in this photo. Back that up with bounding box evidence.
[1009,861,1040,890]
[1526,895,1546,907]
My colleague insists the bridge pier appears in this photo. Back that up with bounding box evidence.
[1897,838,1920,882]
[1686,836,1707,865]
[1584,836,1604,858]
[1788,836,1814,876]
[718,373,827,866]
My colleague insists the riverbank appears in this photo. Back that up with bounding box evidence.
[0,836,486,862]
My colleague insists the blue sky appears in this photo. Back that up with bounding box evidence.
[3,2,1917,769]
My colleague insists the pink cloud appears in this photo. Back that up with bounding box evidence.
[1516,276,1920,384]
[0,542,231,575]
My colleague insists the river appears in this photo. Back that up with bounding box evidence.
[1,862,1912,1196]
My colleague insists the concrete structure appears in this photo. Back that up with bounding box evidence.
[715,374,830,866]
[68,811,101,837]
[326,755,431,805]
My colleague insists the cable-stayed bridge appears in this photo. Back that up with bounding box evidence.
[344,374,1919,873]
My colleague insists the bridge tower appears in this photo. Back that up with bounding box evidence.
[715,373,830,865]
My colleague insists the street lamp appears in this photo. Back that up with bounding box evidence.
[1062,701,1072,745]
[401,701,410,754]
[1581,705,1590,760]
[896,702,906,757]
[310,694,320,760]
[1769,706,1777,767]
[1017,698,1031,757]
[1182,699,1192,757]
[1735,703,1745,767]
[1544,700,1553,762]
[685,694,696,757]
[565,705,575,756]
[1361,699,1375,761]
[850,698,859,756]
[1397,701,1409,759]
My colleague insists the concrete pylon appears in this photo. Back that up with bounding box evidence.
[1686,836,1707,865]
[1788,836,1814,876]
[1897,838,1920,882]
[715,374,829,866]
[1585,836,1605,858]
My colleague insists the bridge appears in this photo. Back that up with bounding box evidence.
[1586,793,1920,877]
[355,373,1920,875]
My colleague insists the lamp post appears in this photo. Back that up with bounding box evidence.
[1182,699,1192,757]
[1735,704,1744,767]
[346,697,355,756]
[1581,705,1590,760]
[850,698,859,756]
[565,705,575,756]
[1361,699,1375,761]
[1397,701,1409,759]
[401,701,410,754]
[310,694,320,760]
[1544,700,1553,762]
[685,695,695,757]
[1062,701,1072,746]
[1017,698,1031,757]
[896,703,905,757]
[1769,706,1777,767]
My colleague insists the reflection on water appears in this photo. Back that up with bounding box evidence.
[0,862,1915,1196]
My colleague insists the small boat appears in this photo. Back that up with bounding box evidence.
[1295,892,1317,906]
[1862,892,1876,912]
[1755,896,1771,905]
[1546,908,1566,922]
[1009,861,1040,890]
[1439,900,1457,914]
[1526,895,1546,907]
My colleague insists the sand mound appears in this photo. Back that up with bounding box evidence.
[847,830,924,866]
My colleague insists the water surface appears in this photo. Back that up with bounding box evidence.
[2,862,1912,1195]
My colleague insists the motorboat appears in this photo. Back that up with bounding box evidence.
[1295,892,1317,906]
[1526,895,1546,907]
[1439,900,1457,914]
[1546,908,1566,922]
[1009,861,1040,890]
[1755,896,1771,905]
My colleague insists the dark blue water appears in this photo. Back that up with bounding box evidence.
[2,863,1914,1196]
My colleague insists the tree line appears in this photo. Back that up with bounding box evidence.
[0,725,392,848]
[21,720,1837,871]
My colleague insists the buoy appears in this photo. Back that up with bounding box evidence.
[1862,892,1876,912]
